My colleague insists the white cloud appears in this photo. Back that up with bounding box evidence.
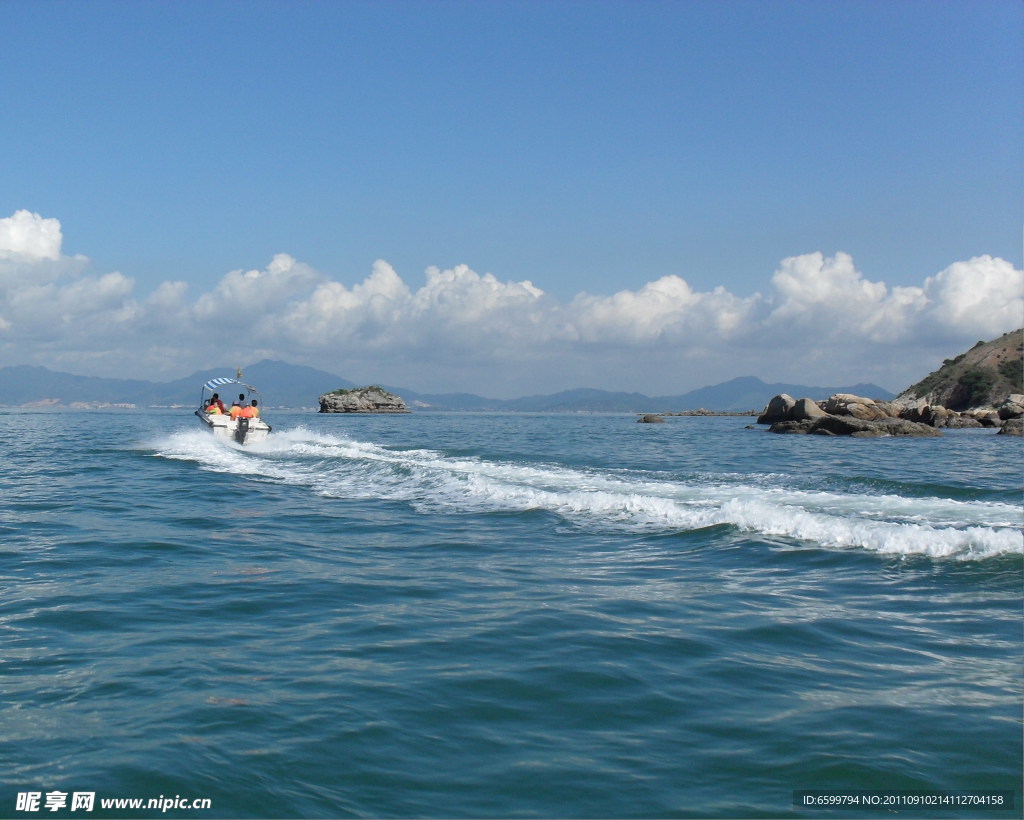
[766,251,930,341]
[0,210,63,260]
[192,253,322,326]
[922,255,1024,336]
[0,211,1021,396]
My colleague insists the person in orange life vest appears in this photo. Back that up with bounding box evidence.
[229,401,243,420]
[206,392,226,414]
[240,399,259,418]
[205,400,223,414]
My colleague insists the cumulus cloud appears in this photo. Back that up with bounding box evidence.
[0,210,1021,395]
[923,255,1024,336]
[767,251,930,342]
[0,210,63,260]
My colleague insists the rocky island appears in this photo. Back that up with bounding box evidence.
[318,386,410,414]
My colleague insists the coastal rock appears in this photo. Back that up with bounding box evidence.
[970,410,1002,428]
[997,394,1024,420]
[318,386,410,414]
[791,397,828,421]
[637,414,665,423]
[768,416,941,438]
[997,418,1023,436]
[757,394,796,424]
[942,414,984,429]
[823,393,888,421]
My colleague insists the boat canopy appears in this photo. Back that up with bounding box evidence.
[203,377,258,393]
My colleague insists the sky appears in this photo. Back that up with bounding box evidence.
[1,0,1021,398]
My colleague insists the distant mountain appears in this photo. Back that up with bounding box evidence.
[0,359,354,409]
[650,376,895,413]
[897,329,1023,411]
[0,365,160,406]
[0,360,893,412]
[503,388,654,413]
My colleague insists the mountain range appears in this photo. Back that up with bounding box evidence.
[0,359,894,412]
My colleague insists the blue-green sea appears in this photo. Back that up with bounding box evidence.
[2,409,1022,819]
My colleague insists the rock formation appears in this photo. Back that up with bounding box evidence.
[998,394,1024,420]
[754,331,1024,437]
[757,388,1023,437]
[998,418,1023,436]
[318,386,410,414]
[756,394,796,424]
[637,414,665,423]
[897,329,1023,411]
[769,415,941,438]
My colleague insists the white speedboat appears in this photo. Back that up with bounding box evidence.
[195,376,272,445]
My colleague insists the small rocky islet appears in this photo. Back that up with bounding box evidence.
[318,386,410,414]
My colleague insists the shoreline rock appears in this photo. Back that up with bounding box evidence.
[769,416,941,438]
[319,386,410,414]
[756,389,1024,437]
[997,418,1023,436]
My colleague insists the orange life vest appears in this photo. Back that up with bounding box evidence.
[240,406,255,418]
[206,404,222,414]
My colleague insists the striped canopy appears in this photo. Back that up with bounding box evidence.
[203,377,256,392]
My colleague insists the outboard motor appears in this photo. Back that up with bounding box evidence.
[235,417,250,445]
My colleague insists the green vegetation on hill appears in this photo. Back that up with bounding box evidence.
[900,329,1023,411]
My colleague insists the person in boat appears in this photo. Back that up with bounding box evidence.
[229,400,243,420]
[205,400,223,415]
[239,399,260,418]
[206,393,226,414]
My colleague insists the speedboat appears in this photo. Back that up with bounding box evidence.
[195,376,272,445]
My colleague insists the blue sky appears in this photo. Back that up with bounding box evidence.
[1,0,1021,397]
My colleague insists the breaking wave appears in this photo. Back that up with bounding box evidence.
[153,427,1023,561]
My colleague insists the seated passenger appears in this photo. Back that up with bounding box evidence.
[209,393,226,413]
[205,401,222,414]
[241,399,260,418]
[229,401,243,420]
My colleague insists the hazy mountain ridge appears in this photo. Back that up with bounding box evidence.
[0,359,894,411]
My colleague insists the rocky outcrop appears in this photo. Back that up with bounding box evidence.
[759,392,943,436]
[753,331,1023,435]
[769,416,941,437]
[897,329,1022,411]
[823,394,889,421]
[757,394,796,424]
[998,418,1023,436]
[637,414,665,423]
[318,386,410,414]
[997,394,1024,420]
[792,397,828,420]
[757,383,1024,436]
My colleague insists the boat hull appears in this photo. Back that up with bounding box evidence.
[196,410,271,445]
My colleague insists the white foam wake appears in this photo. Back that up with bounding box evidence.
[152,428,1023,561]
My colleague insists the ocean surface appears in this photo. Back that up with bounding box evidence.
[2,409,1021,819]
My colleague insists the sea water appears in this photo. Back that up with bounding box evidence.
[1,409,1021,818]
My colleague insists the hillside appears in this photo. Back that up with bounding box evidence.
[897,329,1023,411]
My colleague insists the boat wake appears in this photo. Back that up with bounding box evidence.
[153,427,1023,561]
